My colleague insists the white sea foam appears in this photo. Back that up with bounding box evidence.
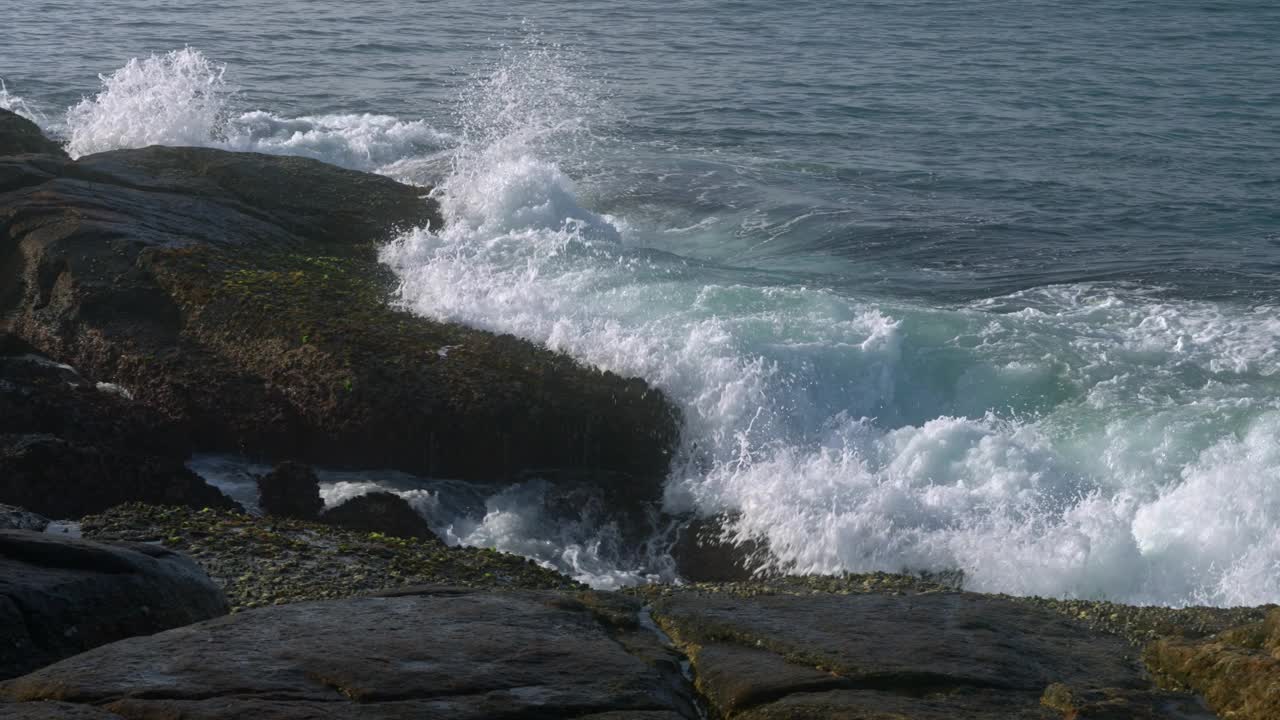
[62,49,450,173]
[380,40,1280,606]
[0,78,47,124]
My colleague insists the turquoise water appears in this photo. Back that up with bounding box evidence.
[5,1,1280,605]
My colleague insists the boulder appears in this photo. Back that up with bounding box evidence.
[0,349,239,518]
[0,504,48,531]
[0,109,66,158]
[0,433,238,519]
[322,490,438,541]
[0,132,680,499]
[0,530,229,681]
[1144,607,1280,720]
[642,586,1215,719]
[256,461,323,520]
[0,587,699,719]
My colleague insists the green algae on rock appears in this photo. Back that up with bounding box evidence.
[81,504,581,610]
[1,132,680,500]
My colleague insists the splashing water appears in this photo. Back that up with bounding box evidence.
[380,42,1280,606]
[19,43,1280,605]
[60,48,451,171]
[0,79,47,125]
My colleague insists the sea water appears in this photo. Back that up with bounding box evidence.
[5,0,1280,605]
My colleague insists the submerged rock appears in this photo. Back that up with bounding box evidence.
[256,461,323,520]
[0,115,680,501]
[0,530,228,681]
[0,587,698,720]
[0,504,48,532]
[322,490,437,541]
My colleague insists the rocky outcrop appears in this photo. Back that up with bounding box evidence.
[636,583,1216,719]
[0,530,228,681]
[0,587,699,719]
[0,504,48,531]
[81,504,576,610]
[0,110,680,501]
[0,111,66,158]
[1144,607,1280,720]
[0,347,239,518]
[322,490,437,541]
[256,461,324,520]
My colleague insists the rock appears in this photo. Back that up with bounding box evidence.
[0,530,229,681]
[322,490,438,541]
[671,515,768,582]
[1,701,125,719]
[1143,607,1280,720]
[0,136,679,499]
[0,504,48,531]
[640,586,1215,719]
[256,461,323,520]
[82,504,579,611]
[0,109,66,158]
[0,433,238,519]
[0,587,700,719]
[0,349,239,518]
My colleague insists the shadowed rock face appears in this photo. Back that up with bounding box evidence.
[0,111,66,158]
[0,530,228,681]
[0,504,49,531]
[0,587,697,720]
[0,108,679,500]
[645,589,1216,720]
[0,351,239,518]
[256,461,324,521]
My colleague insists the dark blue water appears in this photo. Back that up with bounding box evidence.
[6,0,1280,605]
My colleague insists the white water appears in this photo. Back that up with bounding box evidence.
[20,48,1280,605]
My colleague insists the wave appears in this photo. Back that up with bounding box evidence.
[55,48,450,174]
[22,46,1280,605]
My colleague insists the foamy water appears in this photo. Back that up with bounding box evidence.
[8,39,1280,605]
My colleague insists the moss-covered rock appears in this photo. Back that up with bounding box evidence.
[1142,608,1280,720]
[1,139,679,502]
[81,503,581,610]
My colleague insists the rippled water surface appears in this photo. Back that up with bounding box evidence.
[6,0,1280,605]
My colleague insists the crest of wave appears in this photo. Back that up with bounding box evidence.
[66,48,232,158]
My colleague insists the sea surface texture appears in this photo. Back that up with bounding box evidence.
[5,0,1279,606]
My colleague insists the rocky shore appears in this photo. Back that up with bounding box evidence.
[2,107,1277,719]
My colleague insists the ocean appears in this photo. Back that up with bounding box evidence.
[5,0,1279,606]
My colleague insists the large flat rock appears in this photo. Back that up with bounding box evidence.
[1,587,698,720]
[646,588,1215,719]
[0,530,228,681]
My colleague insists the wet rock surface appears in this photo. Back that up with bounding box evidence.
[0,587,699,720]
[635,584,1217,719]
[256,461,324,520]
[0,346,239,518]
[82,504,577,610]
[1144,607,1280,720]
[0,529,228,681]
[0,111,680,499]
[0,110,67,158]
[322,490,438,541]
[0,504,49,531]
